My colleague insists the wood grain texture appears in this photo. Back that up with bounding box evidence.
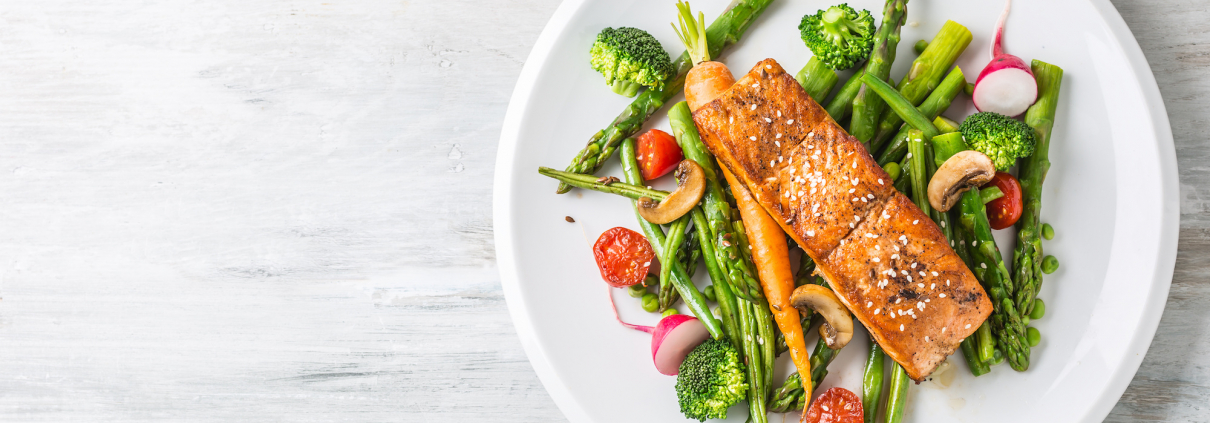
[0,0,1205,421]
[0,0,565,421]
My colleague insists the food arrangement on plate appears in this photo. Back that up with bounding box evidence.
[537,0,1063,421]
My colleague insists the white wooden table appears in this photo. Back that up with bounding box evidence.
[0,1,1203,421]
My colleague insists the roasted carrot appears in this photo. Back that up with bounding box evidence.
[686,62,736,111]
[720,166,812,402]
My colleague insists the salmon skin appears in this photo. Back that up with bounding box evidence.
[692,59,991,381]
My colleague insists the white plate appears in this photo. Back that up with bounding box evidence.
[493,0,1178,421]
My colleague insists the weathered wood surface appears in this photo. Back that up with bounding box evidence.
[0,0,1203,421]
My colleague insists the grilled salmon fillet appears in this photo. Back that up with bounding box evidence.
[692,59,991,381]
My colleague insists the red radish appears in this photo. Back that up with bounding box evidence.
[607,287,710,375]
[972,0,1037,117]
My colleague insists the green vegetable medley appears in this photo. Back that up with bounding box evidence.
[540,0,1067,421]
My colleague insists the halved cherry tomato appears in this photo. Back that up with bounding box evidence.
[983,171,1023,230]
[636,129,684,181]
[804,387,863,423]
[592,227,655,288]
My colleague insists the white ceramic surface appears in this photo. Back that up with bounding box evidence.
[493,0,1178,422]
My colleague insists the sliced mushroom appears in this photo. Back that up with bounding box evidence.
[637,160,706,224]
[789,284,854,350]
[928,151,996,212]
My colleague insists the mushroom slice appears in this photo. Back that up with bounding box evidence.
[637,160,706,224]
[928,150,996,212]
[789,284,854,350]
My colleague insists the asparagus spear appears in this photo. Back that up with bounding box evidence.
[796,56,840,103]
[862,342,885,423]
[691,208,742,345]
[874,67,964,164]
[668,102,765,302]
[943,202,992,376]
[538,166,665,200]
[618,139,724,338]
[1014,61,1064,316]
[850,0,908,144]
[870,21,972,148]
[768,335,841,413]
[822,0,906,125]
[658,222,701,311]
[556,0,776,193]
[932,133,1030,372]
[824,70,864,123]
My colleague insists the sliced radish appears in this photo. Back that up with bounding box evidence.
[972,0,1037,117]
[607,287,710,375]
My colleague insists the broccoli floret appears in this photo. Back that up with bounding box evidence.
[959,112,1037,170]
[798,4,876,70]
[675,339,747,422]
[589,27,674,98]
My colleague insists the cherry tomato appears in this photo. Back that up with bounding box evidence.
[636,129,684,181]
[592,227,655,288]
[983,171,1023,230]
[804,387,863,423]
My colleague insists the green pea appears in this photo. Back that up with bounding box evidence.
[1030,298,1046,320]
[661,308,680,318]
[1042,255,1059,274]
[991,349,1004,366]
[1021,316,1030,326]
[883,162,901,182]
[713,307,721,318]
[704,285,717,302]
[641,293,659,312]
[914,39,929,55]
[627,283,648,298]
[1042,223,1055,240]
[1027,327,1041,347]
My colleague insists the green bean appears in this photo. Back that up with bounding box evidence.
[620,139,723,338]
[914,39,929,54]
[883,363,910,423]
[641,293,659,312]
[991,349,1005,366]
[1042,255,1059,274]
[662,308,680,318]
[862,342,885,423]
[1026,327,1041,347]
[964,82,975,96]
[659,215,690,311]
[1042,223,1055,240]
[703,285,717,302]
[1030,299,1046,320]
